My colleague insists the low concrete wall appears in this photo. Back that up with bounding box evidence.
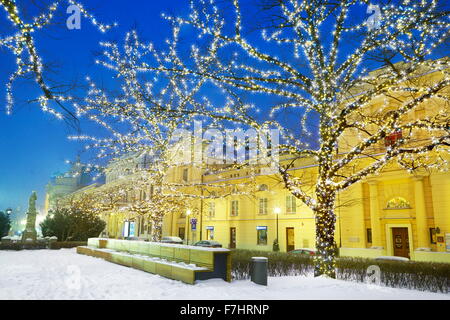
[414,251,450,263]
[340,247,450,263]
[339,247,386,259]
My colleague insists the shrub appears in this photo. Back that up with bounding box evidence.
[0,241,87,250]
[49,241,87,249]
[40,207,105,241]
[0,211,11,237]
[231,249,450,293]
[0,242,47,250]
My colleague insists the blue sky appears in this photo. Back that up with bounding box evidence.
[0,0,447,216]
[0,0,186,213]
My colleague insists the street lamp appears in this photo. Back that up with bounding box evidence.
[273,207,281,251]
[185,209,192,245]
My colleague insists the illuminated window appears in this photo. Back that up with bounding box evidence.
[257,226,268,245]
[206,226,214,240]
[208,202,215,217]
[231,200,239,216]
[259,198,268,215]
[286,195,296,214]
[386,197,411,209]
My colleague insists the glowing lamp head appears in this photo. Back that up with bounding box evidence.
[274,207,281,214]
[186,209,192,216]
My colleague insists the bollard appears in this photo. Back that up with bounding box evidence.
[251,256,268,286]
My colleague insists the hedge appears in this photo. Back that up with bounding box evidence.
[231,249,450,293]
[0,241,87,250]
[48,241,87,249]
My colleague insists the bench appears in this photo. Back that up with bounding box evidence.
[76,238,231,285]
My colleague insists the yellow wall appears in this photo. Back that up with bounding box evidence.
[66,62,450,263]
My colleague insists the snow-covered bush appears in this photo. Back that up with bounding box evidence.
[40,208,105,242]
[231,249,449,293]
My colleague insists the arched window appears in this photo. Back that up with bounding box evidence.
[258,184,269,191]
[386,197,411,209]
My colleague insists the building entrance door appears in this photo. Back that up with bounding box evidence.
[230,227,236,249]
[392,227,410,258]
[286,227,295,252]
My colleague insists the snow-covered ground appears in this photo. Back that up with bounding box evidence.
[0,248,448,300]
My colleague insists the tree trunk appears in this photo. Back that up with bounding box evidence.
[313,191,337,278]
[151,216,163,242]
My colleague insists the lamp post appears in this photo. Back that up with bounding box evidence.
[185,209,192,245]
[274,207,281,251]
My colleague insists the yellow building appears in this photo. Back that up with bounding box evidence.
[97,149,449,263]
[67,60,450,264]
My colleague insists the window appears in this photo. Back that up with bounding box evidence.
[258,184,268,191]
[182,168,189,182]
[385,130,403,147]
[257,227,268,245]
[286,195,296,214]
[208,202,216,217]
[206,226,214,240]
[259,198,268,215]
[367,228,372,243]
[430,228,437,244]
[231,200,239,216]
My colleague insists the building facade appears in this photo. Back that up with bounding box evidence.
[63,61,450,263]
[44,158,92,213]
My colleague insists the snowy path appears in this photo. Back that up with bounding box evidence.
[0,248,448,300]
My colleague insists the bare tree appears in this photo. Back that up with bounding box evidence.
[144,0,450,277]
[0,0,115,124]
[71,31,256,241]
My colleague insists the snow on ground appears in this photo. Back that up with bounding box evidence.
[0,248,448,300]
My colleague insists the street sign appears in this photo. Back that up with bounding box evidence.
[190,218,197,230]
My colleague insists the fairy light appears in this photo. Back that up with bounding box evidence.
[41,0,449,279]
[150,0,449,278]
[0,0,115,117]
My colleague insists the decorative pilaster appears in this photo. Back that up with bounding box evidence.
[367,180,383,248]
[413,176,430,250]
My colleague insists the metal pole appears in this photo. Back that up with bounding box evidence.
[276,213,279,242]
[186,215,189,245]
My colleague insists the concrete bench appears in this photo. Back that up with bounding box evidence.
[77,238,231,284]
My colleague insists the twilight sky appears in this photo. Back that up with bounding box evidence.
[0,0,186,213]
[0,0,447,217]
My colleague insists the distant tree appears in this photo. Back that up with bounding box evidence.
[40,207,105,241]
[0,211,11,237]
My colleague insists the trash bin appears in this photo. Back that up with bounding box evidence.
[251,257,268,286]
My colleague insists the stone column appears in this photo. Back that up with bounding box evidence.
[368,180,382,248]
[413,176,430,250]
